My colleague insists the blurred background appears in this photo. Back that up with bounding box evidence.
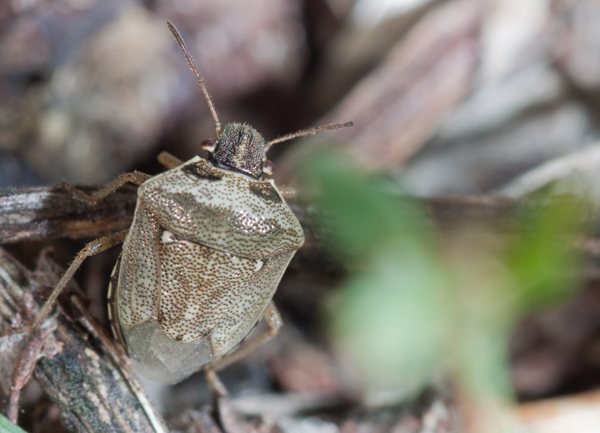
[3,0,600,432]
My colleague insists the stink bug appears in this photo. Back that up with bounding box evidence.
[1,22,352,389]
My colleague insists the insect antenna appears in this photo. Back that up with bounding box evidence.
[265,121,353,152]
[167,21,222,137]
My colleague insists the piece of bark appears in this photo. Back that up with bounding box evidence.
[0,186,136,244]
[0,248,168,433]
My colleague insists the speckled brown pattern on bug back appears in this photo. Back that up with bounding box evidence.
[110,156,303,383]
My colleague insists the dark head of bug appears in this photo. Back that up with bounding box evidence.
[202,123,270,179]
[168,21,352,181]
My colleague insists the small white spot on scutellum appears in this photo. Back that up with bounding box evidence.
[161,230,174,243]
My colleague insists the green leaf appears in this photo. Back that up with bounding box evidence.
[506,195,585,312]
[0,414,28,433]
[303,149,432,262]
[305,150,451,391]
[330,242,452,391]
[303,149,586,402]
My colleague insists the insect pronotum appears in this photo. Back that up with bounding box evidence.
[2,22,352,392]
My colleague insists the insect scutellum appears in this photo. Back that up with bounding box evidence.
[167,21,353,180]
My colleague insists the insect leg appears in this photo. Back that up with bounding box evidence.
[7,325,53,423]
[204,368,229,397]
[207,301,283,373]
[156,151,183,169]
[0,229,129,337]
[64,171,152,205]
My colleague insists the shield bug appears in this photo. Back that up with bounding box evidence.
[1,22,352,389]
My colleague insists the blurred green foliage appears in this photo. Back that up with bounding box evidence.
[303,149,586,401]
[507,196,585,313]
[0,414,27,433]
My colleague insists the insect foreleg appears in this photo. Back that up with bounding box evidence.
[157,151,183,170]
[64,171,152,205]
[0,229,129,337]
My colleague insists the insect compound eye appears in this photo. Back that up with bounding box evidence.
[262,160,274,176]
[201,138,216,153]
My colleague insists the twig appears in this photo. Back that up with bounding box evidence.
[0,186,136,244]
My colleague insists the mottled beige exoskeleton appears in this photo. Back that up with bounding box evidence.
[108,148,305,384]
[1,22,351,389]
